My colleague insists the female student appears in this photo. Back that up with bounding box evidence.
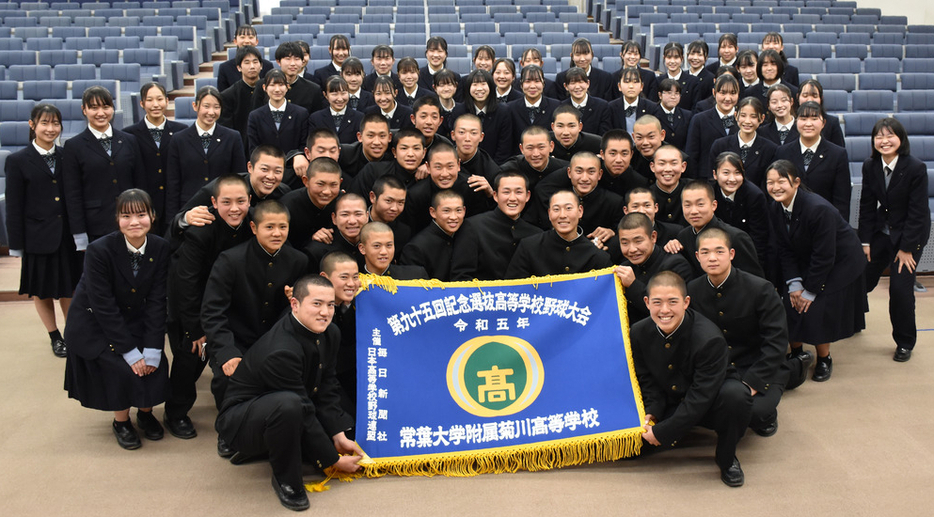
[5,103,82,358]
[308,76,364,145]
[63,86,144,247]
[858,118,931,362]
[123,82,187,235]
[797,79,845,148]
[765,160,867,382]
[419,36,461,91]
[472,45,495,72]
[686,39,715,102]
[742,50,796,102]
[762,32,799,87]
[365,75,414,131]
[656,41,699,111]
[555,38,615,101]
[341,57,375,113]
[453,69,512,164]
[704,33,739,75]
[492,58,521,104]
[710,96,778,187]
[735,49,759,94]
[247,70,309,160]
[709,151,770,268]
[758,84,798,146]
[685,73,740,179]
[165,86,246,219]
[64,189,171,449]
[774,101,851,220]
[516,47,560,99]
[433,68,461,139]
[615,40,657,101]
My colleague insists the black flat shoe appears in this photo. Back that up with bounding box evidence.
[163,415,197,439]
[720,457,744,487]
[894,347,912,362]
[217,437,235,458]
[51,338,67,358]
[272,474,310,511]
[812,357,833,382]
[753,418,778,437]
[136,410,164,440]
[113,420,141,450]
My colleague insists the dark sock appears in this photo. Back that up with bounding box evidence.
[113,418,131,427]
[817,355,832,363]
[49,330,62,343]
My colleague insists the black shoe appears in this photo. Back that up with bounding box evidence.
[785,352,814,391]
[271,474,310,511]
[753,418,778,437]
[136,410,164,440]
[914,281,927,293]
[894,347,912,362]
[51,338,67,358]
[230,450,267,465]
[163,415,197,439]
[787,347,810,361]
[112,420,141,450]
[812,356,833,382]
[720,457,744,487]
[217,437,235,458]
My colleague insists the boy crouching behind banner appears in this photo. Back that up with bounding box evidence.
[215,275,362,511]
[630,271,753,487]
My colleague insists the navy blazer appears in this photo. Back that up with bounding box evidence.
[512,77,561,100]
[608,97,659,132]
[610,67,659,102]
[757,118,845,149]
[4,144,68,253]
[251,76,324,115]
[123,118,188,228]
[685,107,739,179]
[757,119,798,147]
[858,154,931,253]
[708,133,778,189]
[396,86,434,108]
[560,95,612,135]
[504,96,561,157]
[62,127,144,238]
[363,72,403,93]
[783,64,800,88]
[246,102,310,158]
[311,62,341,88]
[769,189,866,295]
[713,180,771,268]
[691,68,715,102]
[495,87,523,105]
[348,90,375,113]
[555,66,616,102]
[66,231,169,359]
[654,105,693,151]
[656,71,701,111]
[165,123,248,219]
[216,57,275,92]
[364,104,415,131]
[742,82,798,105]
[307,108,365,145]
[774,137,851,220]
[419,66,461,92]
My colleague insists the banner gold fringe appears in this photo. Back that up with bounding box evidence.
[328,429,643,481]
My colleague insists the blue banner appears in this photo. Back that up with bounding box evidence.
[354,269,645,476]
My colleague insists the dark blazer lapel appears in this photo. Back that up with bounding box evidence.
[885,158,907,194]
[83,128,111,161]
[24,145,51,177]
[205,130,223,158]
[135,123,160,154]
[110,234,139,286]
[111,131,130,160]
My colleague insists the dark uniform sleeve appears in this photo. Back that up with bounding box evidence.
[630,325,666,419]
[743,284,788,393]
[201,252,241,367]
[504,239,533,279]
[449,221,481,281]
[175,230,212,341]
[142,242,169,351]
[83,244,137,354]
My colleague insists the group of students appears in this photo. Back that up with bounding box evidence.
[3,27,931,510]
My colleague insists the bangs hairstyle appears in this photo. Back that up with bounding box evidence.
[618,211,654,235]
[762,32,789,63]
[341,56,364,75]
[871,117,910,159]
[714,151,745,176]
[28,103,62,141]
[658,77,683,94]
[766,158,801,183]
[235,45,262,67]
[371,74,397,93]
[372,175,406,197]
[274,41,304,61]
[235,25,257,38]
[433,68,459,87]
[263,69,287,87]
[371,44,393,58]
[718,33,738,49]
[115,188,155,221]
[194,85,222,109]
[619,66,642,83]
[520,47,543,64]
[473,45,495,62]
[426,36,449,53]
[736,49,758,68]
[139,82,167,98]
[328,34,350,50]
[620,40,643,57]
[571,37,594,56]
[397,56,419,74]
[756,49,784,81]
[736,96,765,118]
[81,85,114,108]
[493,57,516,78]
[324,75,350,94]
[766,83,797,119]
[519,64,545,83]
[564,66,589,84]
[797,78,825,104]
[662,41,684,59]
[713,73,739,94]
[796,100,825,120]
[687,39,709,58]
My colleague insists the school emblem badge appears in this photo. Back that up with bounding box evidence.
[446,335,545,417]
